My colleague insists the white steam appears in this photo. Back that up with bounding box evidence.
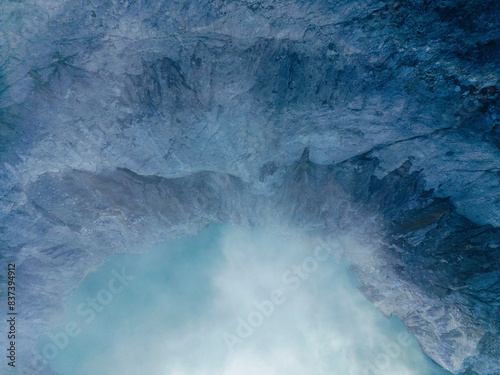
[38,225,449,375]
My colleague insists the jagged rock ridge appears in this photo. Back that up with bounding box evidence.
[0,0,498,374]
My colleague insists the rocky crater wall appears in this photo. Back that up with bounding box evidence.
[0,0,498,374]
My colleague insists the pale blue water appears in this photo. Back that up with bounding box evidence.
[38,224,451,375]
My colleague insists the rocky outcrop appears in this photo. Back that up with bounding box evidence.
[0,0,498,374]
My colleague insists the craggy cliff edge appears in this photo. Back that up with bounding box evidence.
[0,0,498,374]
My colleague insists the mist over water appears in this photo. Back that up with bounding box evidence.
[38,225,451,375]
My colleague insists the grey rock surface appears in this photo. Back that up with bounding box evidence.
[0,0,499,374]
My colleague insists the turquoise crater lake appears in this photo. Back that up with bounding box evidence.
[38,224,451,375]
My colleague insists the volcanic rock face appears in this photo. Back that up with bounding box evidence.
[0,0,498,374]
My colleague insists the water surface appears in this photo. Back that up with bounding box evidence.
[39,224,451,375]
